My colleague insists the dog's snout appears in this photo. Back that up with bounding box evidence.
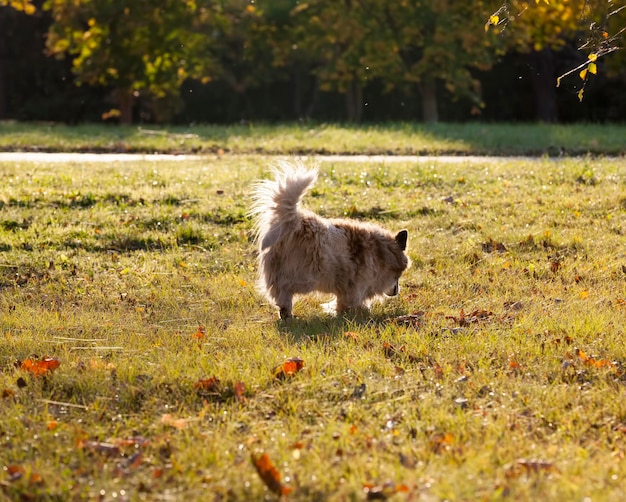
[386,281,399,297]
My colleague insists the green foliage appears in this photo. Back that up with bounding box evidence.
[44,0,204,122]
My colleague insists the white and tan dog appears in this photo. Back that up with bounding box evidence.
[251,161,409,319]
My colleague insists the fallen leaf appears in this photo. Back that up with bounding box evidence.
[505,459,559,478]
[2,388,15,399]
[251,453,293,496]
[382,342,421,364]
[575,348,616,369]
[446,309,493,326]
[482,239,507,253]
[20,356,60,376]
[78,440,121,457]
[363,481,410,500]
[5,464,25,482]
[234,381,246,403]
[273,358,305,380]
[392,311,426,329]
[429,432,454,454]
[194,376,220,391]
[344,331,360,342]
[192,325,206,340]
[161,413,189,430]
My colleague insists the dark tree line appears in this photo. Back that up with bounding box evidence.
[1,1,624,124]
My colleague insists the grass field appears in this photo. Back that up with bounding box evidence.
[0,153,625,501]
[1,121,626,156]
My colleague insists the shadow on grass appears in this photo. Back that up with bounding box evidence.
[276,307,404,341]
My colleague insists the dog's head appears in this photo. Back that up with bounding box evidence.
[385,230,409,297]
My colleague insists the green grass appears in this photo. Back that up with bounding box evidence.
[1,121,626,156]
[0,155,625,500]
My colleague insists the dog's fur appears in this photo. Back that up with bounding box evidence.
[250,161,410,319]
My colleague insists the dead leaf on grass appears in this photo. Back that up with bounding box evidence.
[575,348,616,370]
[251,452,293,496]
[273,358,305,380]
[192,325,206,340]
[446,309,493,327]
[78,440,121,457]
[234,381,246,403]
[20,356,60,376]
[161,413,190,430]
[392,311,426,329]
[363,481,410,500]
[2,388,15,399]
[344,331,360,342]
[505,459,559,479]
[194,376,220,391]
[3,464,44,486]
[382,342,420,364]
[429,432,454,454]
[482,239,507,253]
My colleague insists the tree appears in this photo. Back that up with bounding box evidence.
[0,1,36,118]
[44,0,203,123]
[486,0,625,120]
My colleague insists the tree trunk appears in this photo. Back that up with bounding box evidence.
[292,67,302,119]
[420,77,438,123]
[0,41,6,119]
[527,48,558,123]
[305,76,319,119]
[114,88,134,125]
[345,79,363,122]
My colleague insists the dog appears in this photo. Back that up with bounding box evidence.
[250,161,410,319]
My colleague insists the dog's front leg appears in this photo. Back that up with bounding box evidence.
[277,292,293,320]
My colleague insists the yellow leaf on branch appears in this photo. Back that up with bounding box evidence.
[588,62,597,75]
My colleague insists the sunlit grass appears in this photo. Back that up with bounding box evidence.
[0,155,624,500]
[1,121,626,155]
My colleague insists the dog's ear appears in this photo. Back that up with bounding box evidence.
[395,230,408,251]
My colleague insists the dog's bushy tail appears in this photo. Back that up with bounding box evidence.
[250,160,318,249]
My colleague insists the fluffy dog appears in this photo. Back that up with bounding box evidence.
[250,161,410,319]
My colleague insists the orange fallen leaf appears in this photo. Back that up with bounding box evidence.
[576,348,616,369]
[194,376,220,391]
[234,381,246,403]
[192,325,206,340]
[273,358,305,380]
[20,356,60,376]
[429,432,454,454]
[5,464,25,481]
[344,331,360,341]
[251,453,293,496]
